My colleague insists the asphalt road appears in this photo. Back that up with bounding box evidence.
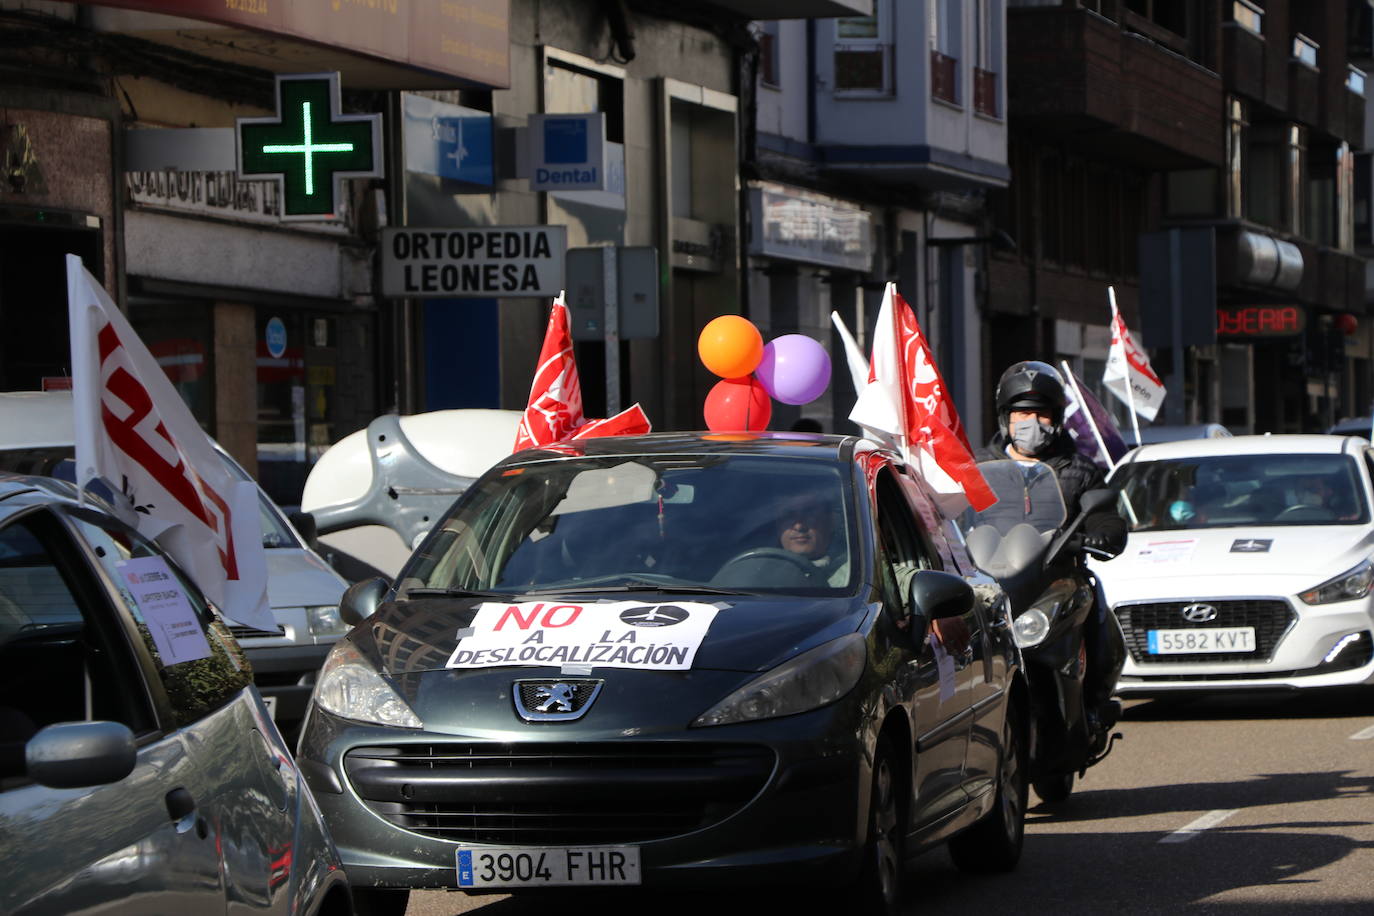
[404,690,1374,915]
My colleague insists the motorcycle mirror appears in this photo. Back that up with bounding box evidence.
[1078,488,1115,514]
[1043,487,1117,568]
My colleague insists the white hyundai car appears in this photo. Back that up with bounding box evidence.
[1095,434,1374,694]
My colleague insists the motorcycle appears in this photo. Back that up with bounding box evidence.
[957,460,1126,804]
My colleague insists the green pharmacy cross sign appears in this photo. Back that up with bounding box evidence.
[236,73,383,221]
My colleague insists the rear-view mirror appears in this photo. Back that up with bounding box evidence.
[26,721,136,789]
[288,510,319,549]
[340,576,390,626]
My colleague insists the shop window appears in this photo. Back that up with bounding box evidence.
[1355,151,1372,248]
[834,1,893,95]
[128,301,214,431]
[255,311,337,506]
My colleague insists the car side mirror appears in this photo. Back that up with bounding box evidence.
[906,570,974,648]
[26,721,136,789]
[288,510,319,550]
[339,576,390,626]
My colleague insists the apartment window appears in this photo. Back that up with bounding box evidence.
[974,0,1001,117]
[1348,65,1367,97]
[1230,0,1263,35]
[1356,152,1372,248]
[1287,125,1307,238]
[544,58,625,143]
[1226,97,1246,219]
[1039,151,1062,264]
[757,21,780,89]
[1166,169,1219,218]
[835,1,893,95]
[930,0,961,105]
[1307,140,1337,247]
[1292,33,1319,69]
[1246,123,1284,230]
[1337,141,1355,253]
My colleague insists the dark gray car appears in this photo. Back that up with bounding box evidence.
[0,475,350,915]
[297,434,1029,915]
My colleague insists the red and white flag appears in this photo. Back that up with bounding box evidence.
[849,283,996,514]
[512,293,651,452]
[1104,291,1166,421]
[67,255,273,630]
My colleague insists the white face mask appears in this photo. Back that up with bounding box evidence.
[1011,417,1054,457]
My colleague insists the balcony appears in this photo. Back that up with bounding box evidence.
[1008,6,1223,168]
[708,0,870,16]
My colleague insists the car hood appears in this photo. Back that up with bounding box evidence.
[264,548,349,609]
[1091,525,1374,599]
[361,592,869,677]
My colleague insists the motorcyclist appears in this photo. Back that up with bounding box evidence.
[980,360,1128,730]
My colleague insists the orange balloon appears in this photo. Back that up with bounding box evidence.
[703,377,772,432]
[698,315,764,379]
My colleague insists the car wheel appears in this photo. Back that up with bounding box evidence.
[949,703,1028,873]
[351,888,410,916]
[852,738,904,916]
[1033,771,1074,805]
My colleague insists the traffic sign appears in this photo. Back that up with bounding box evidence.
[237,73,383,221]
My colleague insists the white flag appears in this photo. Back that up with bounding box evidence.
[67,255,273,631]
[1104,297,1166,422]
[830,310,870,396]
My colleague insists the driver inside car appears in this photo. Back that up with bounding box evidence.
[775,495,850,586]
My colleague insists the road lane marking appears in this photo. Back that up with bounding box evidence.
[1351,723,1374,740]
[1159,809,1238,843]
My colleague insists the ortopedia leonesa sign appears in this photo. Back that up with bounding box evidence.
[445,600,721,671]
[380,226,567,298]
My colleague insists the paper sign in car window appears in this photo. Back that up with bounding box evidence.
[121,555,212,665]
[446,600,720,671]
[1134,538,1198,566]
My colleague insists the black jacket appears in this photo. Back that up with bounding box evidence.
[980,429,1128,554]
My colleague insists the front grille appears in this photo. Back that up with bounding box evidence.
[1116,599,1296,664]
[345,742,776,845]
[228,623,285,640]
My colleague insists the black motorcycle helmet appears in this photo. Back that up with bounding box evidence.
[995,360,1068,438]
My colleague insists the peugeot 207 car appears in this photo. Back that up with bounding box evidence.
[0,474,349,915]
[296,433,1029,914]
[1095,434,1374,694]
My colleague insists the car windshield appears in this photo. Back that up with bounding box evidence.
[1112,453,1370,530]
[0,447,297,548]
[402,454,857,595]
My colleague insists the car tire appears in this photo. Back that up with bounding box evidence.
[1033,771,1074,805]
[851,738,904,916]
[949,703,1028,874]
[351,888,410,916]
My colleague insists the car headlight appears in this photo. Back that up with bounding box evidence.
[1299,559,1374,605]
[1012,608,1051,648]
[691,633,866,728]
[306,604,349,638]
[312,641,422,728]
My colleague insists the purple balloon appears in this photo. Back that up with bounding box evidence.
[756,334,832,405]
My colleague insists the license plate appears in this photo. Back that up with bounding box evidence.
[1147,627,1256,654]
[263,695,278,720]
[456,846,640,888]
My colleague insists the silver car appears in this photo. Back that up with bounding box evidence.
[0,475,350,914]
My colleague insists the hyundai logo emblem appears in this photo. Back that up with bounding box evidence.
[1180,603,1219,623]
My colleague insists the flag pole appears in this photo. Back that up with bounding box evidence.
[1060,359,1116,472]
[1108,286,1144,447]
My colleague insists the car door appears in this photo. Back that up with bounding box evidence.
[67,510,303,915]
[0,507,227,916]
[872,466,975,825]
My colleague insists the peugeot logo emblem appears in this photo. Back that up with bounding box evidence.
[513,678,604,722]
[1181,603,1219,623]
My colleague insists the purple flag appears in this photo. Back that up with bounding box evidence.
[1063,366,1129,469]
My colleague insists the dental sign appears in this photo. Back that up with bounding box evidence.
[236,73,382,221]
[529,113,606,191]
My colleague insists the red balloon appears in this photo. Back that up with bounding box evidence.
[703,377,772,432]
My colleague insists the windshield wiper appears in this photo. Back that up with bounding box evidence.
[551,584,742,596]
[401,587,514,600]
